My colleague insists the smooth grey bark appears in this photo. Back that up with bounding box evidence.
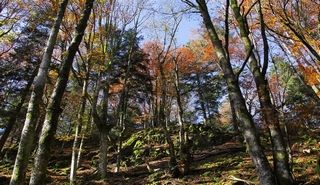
[230,1,294,184]
[192,0,275,184]
[9,1,68,184]
[29,1,94,184]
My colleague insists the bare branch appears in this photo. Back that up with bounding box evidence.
[236,45,253,79]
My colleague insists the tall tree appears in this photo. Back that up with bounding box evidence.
[229,0,293,183]
[9,1,69,184]
[29,0,94,184]
[182,0,275,184]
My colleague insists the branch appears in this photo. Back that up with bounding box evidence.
[0,24,14,38]
[265,24,298,41]
[236,45,253,79]
[258,0,269,76]
[244,0,258,18]
[181,0,198,8]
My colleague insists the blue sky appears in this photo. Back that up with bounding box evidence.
[175,14,201,45]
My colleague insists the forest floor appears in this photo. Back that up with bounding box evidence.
[0,129,319,185]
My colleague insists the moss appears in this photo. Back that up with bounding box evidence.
[276,152,286,160]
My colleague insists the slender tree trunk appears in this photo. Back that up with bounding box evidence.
[98,126,108,179]
[115,43,134,173]
[230,1,293,184]
[10,1,68,184]
[76,130,85,166]
[92,78,110,180]
[32,112,46,155]
[195,0,275,184]
[158,63,180,177]
[279,110,293,169]
[70,79,88,184]
[29,1,94,184]
[0,67,37,154]
[173,58,190,175]
[154,78,160,127]
[98,86,110,180]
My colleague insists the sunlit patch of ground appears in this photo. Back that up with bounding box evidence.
[0,131,319,185]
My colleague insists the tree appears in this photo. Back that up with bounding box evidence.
[29,0,94,184]
[0,21,49,153]
[267,0,320,61]
[229,0,293,183]
[10,1,68,184]
[181,0,275,184]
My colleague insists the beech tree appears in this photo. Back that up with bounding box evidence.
[29,0,94,184]
[10,1,69,184]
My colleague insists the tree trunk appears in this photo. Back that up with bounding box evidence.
[195,0,275,184]
[98,87,110,180]
[159,63,180,177]
[98,126,108,180]
[115,43,134,173]
[228,95,240,134]
[230,1,293,184]
[173,58,190,175]
[70,79,88,184]
[0,67,37,154]
[92,79,111,180]
[29,1,94,184]
[10,1,68,184]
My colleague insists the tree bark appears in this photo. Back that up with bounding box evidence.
[228,94,240,134]
[194,0,275,184]
[230,1,294,184]
[0,67,37,154]
[9,1,68,184]
[91,77,111,180]
[29,1,94,184]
